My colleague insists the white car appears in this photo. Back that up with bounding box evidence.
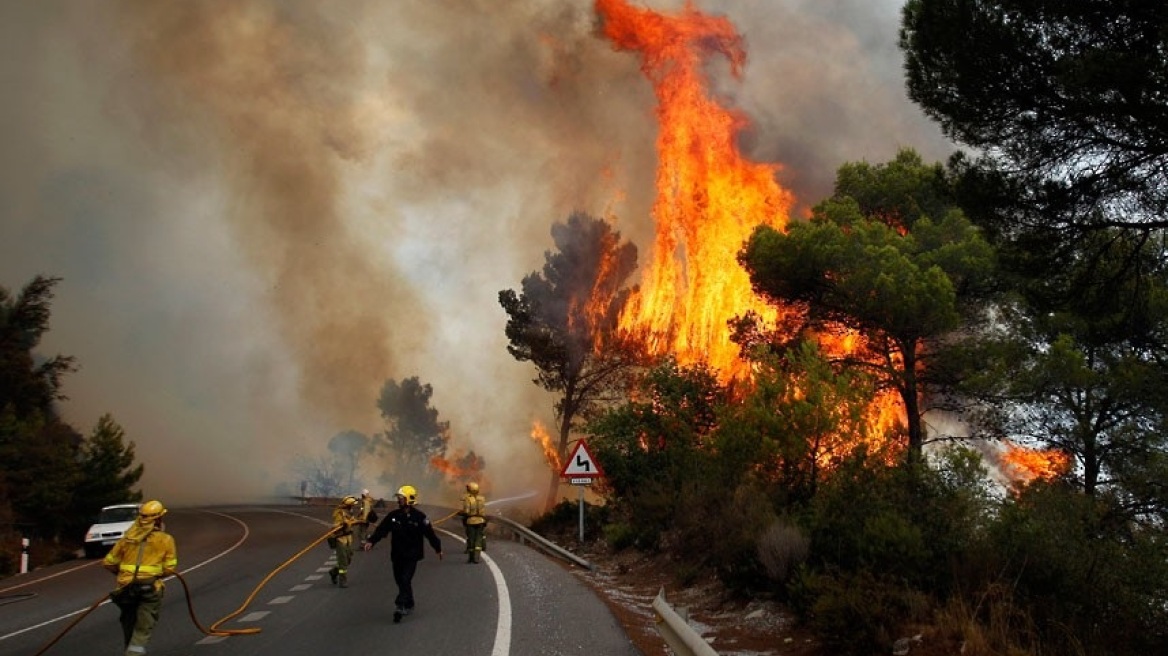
[83,503,140,558]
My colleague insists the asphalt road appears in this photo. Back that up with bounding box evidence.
[0,504,641,656]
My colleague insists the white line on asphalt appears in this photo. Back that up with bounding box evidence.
[0,559,100,594]
[438,529,511,656]
[0,510,250,643]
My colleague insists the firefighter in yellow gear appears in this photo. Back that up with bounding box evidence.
[354,489,375,544]
[458,482,487,563]
[329,495,360,588]
[103,499,178,656]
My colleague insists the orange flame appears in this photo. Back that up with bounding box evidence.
[1002,442,1072,484]
[597,0,907,447]
[531,420,562,471]
[599,0,794,382]
[430,449,486,482]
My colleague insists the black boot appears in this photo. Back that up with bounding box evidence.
[329,568,338,585]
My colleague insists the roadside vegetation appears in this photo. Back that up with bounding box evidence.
[5,3,1166,654]
[512,4,1168,654]
[0,276,143,574]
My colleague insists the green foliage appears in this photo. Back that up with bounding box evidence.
[0,275,76,418]
[675,477,776,593]
[601,521,638,551]
[530,498,610,544]
[978,482,1168,655]
[806,449,992,599]
[957,230,1168,503]
[791,566,931,656]
[0,405,82,543]
[587,359,723,505]
[74,414,144,525]
[723,340,879,501]
[902,0,1168,241]
[0,277,143,572]
[373,376,449,482]
[739,149,997,460]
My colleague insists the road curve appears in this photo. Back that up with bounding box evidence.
[0,504,640,656]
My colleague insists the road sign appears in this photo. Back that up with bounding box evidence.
[560,439,603,479]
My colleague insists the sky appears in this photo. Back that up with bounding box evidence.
[0,0,952,508]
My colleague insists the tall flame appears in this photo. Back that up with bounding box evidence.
[530,420,562,471]
[598,0,794,382]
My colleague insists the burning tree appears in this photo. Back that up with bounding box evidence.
[499,211,641,509]
[740,149,997,463]
[372,376,450,487]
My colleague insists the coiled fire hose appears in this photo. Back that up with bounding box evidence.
[31,525,343,656]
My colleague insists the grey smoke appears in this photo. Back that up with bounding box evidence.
[0,0,951,505]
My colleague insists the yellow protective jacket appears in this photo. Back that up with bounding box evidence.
[461,493,487,526]
[104,526,178,589]
[332,506,358,545]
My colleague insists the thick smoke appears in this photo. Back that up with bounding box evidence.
[0,0,950,505]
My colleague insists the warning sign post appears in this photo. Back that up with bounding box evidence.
[560,439,603,542]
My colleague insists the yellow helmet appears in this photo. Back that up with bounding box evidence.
[139,500,167,520]
[396,485,418,506]
[466,482,479,494]
[341,495,358,507]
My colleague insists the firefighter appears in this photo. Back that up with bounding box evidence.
[354,488,376,545]
[363,485,443,622]
[328,495,360,588]
[458,481,487,563]
[103,499,178,656]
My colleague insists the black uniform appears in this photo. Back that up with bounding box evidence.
[366,506,443,613]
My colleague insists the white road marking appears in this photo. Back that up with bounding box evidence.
[238,611,269,622]
[0,559,100,594]
[269,596,294,604]
[438,529,511,656]
[0,510,251,643]
[290,584,311,591]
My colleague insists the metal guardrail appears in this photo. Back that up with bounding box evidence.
[489,515,718,655]
[652,587,719,656]
[487,515,593,570]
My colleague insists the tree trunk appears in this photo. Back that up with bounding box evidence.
[545,407,574,512]
[901,343,923,464]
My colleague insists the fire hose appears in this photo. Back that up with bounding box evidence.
[30,524,343,656]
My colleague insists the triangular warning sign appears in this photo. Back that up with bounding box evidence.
[560,439,603,478]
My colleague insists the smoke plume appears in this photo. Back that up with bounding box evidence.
[0,0,950,505]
